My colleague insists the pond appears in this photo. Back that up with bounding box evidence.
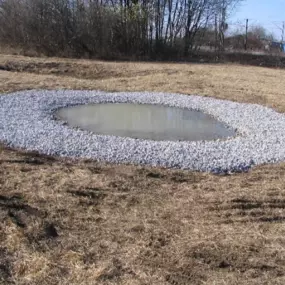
[56,103,236,141]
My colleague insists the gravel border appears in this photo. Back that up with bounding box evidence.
[0,89,285,173]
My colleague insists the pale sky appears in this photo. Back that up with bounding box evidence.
[230,0,285,40]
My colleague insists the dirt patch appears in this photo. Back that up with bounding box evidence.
[0,248,13,283]
[0,57,170,82]
[0,60,121,80]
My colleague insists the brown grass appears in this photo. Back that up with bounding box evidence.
[1,54,285,285]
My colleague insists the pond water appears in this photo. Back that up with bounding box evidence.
[56,103,236,141]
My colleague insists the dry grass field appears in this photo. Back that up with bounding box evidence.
[1,54,285,285]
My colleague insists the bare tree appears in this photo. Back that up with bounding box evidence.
[0,0,243,58]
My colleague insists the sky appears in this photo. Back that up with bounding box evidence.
[229,0,285,40]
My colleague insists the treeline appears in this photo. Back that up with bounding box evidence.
[0,0,242,59]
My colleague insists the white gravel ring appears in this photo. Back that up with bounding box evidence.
[0,89,284,173]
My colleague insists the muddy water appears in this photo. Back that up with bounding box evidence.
[56,103,236,141]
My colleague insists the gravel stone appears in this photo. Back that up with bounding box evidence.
[0,89,284,173]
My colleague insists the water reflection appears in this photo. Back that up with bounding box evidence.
[56,103,235,141]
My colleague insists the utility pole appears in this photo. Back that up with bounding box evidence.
[245,18,249,50]
[215,13,218,51]
[244,18,248,50]
[281,21,285,44]
[220,1,226,51]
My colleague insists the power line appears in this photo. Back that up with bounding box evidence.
[227,18,285,41]
[273,21,285,42]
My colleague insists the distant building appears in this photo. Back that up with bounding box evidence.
[262,40,285,53]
